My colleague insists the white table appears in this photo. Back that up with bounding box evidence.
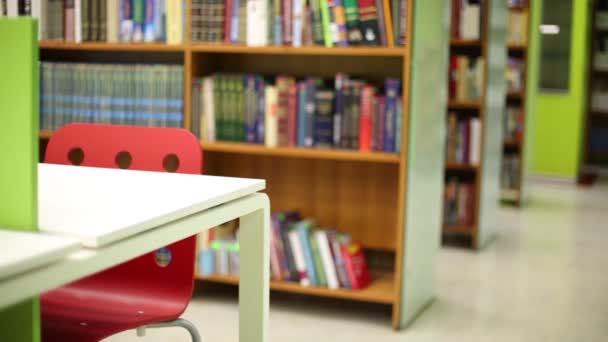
[0,163,270,342]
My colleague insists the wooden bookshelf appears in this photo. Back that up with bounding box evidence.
[196,272,395,304]
[580,1,608,183]
[443,0,507,248]
[501,1,532,206]
[35,0,450,330]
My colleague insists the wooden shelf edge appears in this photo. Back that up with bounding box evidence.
[508,44,527,51]
[445,163,479,172]
[189,44,406,57]
[503,139,521,148]
[39,41,186,52]
[443,224,475,235]
[196,272,395,305]
[201,141,401,164]
[448,101,482,110]
[450,39,482,47]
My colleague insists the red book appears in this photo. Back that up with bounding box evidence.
[287,81,298,146]
[359,85,374,151]
[451,0,461,39]
[340,242,371,290]
[224,0,233,43]
[283,0,293,45]
[376,96,385,151]
[449,56,458,99]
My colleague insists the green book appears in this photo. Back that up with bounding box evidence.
[309,231,327,287]
[391,0,400,46]
[235,76,245,142]
[319,0,332,47]
[214,74,223,140]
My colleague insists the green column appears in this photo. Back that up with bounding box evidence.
[0,18,40,342]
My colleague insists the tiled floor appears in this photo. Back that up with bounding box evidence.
[107,182,608,341]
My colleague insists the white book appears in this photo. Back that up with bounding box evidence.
[246,0,267,46]
[74,0,82,43]
[7,0,17,17]
[315,230,339,289]
[469,118,481,165]
[292,0,303,47]
[264,85,278,147]
[202,77,215,141]
[460,4,480,40]
[107,0,119,42]
[288,230,310,287]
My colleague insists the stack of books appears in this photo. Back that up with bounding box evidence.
[451,0,482,41]
[506,58,524,94]
[501,154,520,191]
[446,113,481,166]
[40,62,184,131]
[444,178,475,227]
[503,107,523,142]
[197,212,372,290]
[449,55,485,102]
[507,8,528,45]
[192,73,403,152]
[191,0,408,47]
[3,0,187,44]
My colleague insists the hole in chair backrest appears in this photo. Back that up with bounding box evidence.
[68,148,85,165]
[163,154,180,173]
[115,151,133,169]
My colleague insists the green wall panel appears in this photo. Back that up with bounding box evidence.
[531,0,591,178]
[0,18,40,342]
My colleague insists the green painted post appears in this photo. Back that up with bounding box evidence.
[0,18,41,342]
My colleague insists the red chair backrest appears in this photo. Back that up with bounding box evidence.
[45,123,203,306]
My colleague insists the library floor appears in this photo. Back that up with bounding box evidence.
[107,181,608,342]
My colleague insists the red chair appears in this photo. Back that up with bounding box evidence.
[41,123,203,342]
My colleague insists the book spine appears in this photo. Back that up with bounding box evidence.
[395,95,402,153]
[333,0,348,46]
[343,0,362,44]
[256,77,265,144]
[247,0,267,46]
[340,81,350,148]
[327,0,337,44]
[315,230,339,289]
[288,229,310,286]
[98,0,107,41]
[264,85,278,147]
[359,85,373,151]
[319,0,332,47]
[120,0,133,42]
[272,0,282,45]
[143,0,155,42]
[287,81,297,146]
[382,0,393,46]
[73,0,80,42]
[292,0,303,47]
[398,0,405,45]
[230,0,239,42]
[202,77,215,141]
[357,0,380,45]
[309,233,327,287]
[333,73,345,147]
[269,220,283,280]
[297,224,318,286]
[236,76,245,141]
[279,217,299,281]
[276,76,290,146]
[244,75,257,142]
[374,0,385,46]
[297,81,307,146]
[166,0,182,44]
[107,0,119,42]
[384,78,399,152]
[451,0,460,39]
[328,231,350,288]
[314,90,334,147]
[223,0,232,42]
[282,0,291,45]
[376,95,385,151]
[310,0,323,45]
[155,0,164,41]
[90,0,99,41]
[340,243,370,289]
[64,0,75,42]
[349,82,361,149]
[304,79,316,147]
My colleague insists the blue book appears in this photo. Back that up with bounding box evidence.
[255,76,266,144]
[154,0,164,41]
[296,221,318,286]
[231,0,240,43]
[274,15,283,46]
[395,96,402,153]
[144,0,156,42]
[384,78,400,152]
[297,81,307,146]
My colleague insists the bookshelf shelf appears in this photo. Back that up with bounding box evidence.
[445,163,479,172]
[190,44,406,57]
[448,100,482,110]
[450,39,482,47]
[507,91,523,99]
[443,224,474,235]
[507,43,527,51]
[503,139,521,148]
[196,272,395,304]
[200,142,401,164]
[508,5,527,11]
[39,41,186,52]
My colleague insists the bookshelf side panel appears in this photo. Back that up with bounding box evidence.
[478,0,508,248]
[398,0,450,328]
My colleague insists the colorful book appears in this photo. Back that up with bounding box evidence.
[359,85,373,151]
[315,230,340,289]
[343,0,362,44]
[296,220,318,286]
[297,81,307,146]
[340,241,371,289]
[314,89,334,147]
[107,0,119,42]
[288,228,310,286]
[309,232,327,287]
[287,80,297,146]
[319,0,332,46]
[282,0,292,45]
[333,73,346,146]
[264,85,279,147]
[357,0,380,45]
[327,230,350,288]
[384,78,400,152]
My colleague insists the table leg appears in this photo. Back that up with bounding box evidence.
[238,193,270,342]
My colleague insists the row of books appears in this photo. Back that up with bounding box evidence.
[450,0,482,41]
[197,212,371,290]
[504,107,523,142]
[444,178,475,227]
[507,9,528,45]
[40,62,184,131]
[191,73,403,152]
[449,55,485,102]
[506,57,524,94]
[501,154,520,191]
[3,0,186,44]
[191,0,407,47]
[446,114,481,165]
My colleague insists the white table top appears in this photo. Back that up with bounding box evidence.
[38,163,265,247]
[0,230,79,280]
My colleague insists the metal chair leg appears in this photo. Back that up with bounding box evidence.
[138,318,202,342]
